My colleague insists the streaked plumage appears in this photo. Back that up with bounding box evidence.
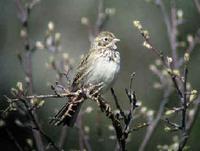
[50,31,120,127]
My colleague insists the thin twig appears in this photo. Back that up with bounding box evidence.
[77,113,92,151]
[111,88,126,120]
[94,0,108,35]
[156,0,178,67]
[139,89,171,151]
[140,26,183,100]
[97,97,125,151]
[178,30,200,67]
[193,0,200,14]
[130,123,149,132]
[15,0,45,150]
[5,128,24,151]
[85,0,109,42]
[58,126,68,149]
[182,66,188,130]
[179,97,200,149]
[178,64,189,151]
[92,74,140,151]
[163,118,182,130]
[124,88,137,133]
[10,93,72,101]
[77,113,84,151]
[170,1,178,67]
[170,74,183,99]
[20,98,61,151]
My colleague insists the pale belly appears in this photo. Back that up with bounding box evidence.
[85,56,120,92]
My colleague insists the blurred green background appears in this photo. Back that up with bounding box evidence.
[0,0,200,150]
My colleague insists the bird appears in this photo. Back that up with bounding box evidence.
[50,31,120,127]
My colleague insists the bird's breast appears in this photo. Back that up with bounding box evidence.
[85,51,120,92]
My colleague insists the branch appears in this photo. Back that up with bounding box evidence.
[94,96,126,151]
[20,98,61,151]
[111,88,126,120]
[177,38,195,150]
[181,66,188,130]
[10,93,72,101]
[89,74,140,151]
[15,0,45,150]
[82,0,111,42]
[6,73,144,151]
[124,88,138,133]
[156,0,178,67]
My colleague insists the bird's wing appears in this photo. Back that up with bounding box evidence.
[71,49,95,90]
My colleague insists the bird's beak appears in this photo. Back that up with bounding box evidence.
[113,38,120,43]
[111,38,120,50]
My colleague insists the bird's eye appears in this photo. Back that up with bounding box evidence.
[104,38,108,41]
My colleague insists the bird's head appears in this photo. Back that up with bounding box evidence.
[92,31,120,50]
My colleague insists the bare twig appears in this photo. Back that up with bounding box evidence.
[178,64,189,151]
[135,3,200,149]
[20,98,61,151]
[130,123,149,131]
[94,96,125,151]
[111,88,126,120]
[5,128,24,151]
[84,0,110,42]
[170,73,183,99]
[124,87,138,134]
[77,113,92,151]
[10,93,71,101]
[90,74,140,151]
[170,1,178,67]
[134,2,199,148]
[180,97,200,148]
[156,0,178,67]
[94,0,109,35]
[187,97,200,132]
[139,89,171,151]
[182,66,188,129]
[163,118,182,130]
[77,113,84,151]
[142,35,165,61]
[135,20,183,150]
[178,30,200,66]
[14,1,64,150]
[5,80,140,151]
[57,125,68,149]
[193,0,200,14]
[15,0,45,150]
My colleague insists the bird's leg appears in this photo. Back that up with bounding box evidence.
[91,83,103,95]
[85,83,112,116]
[84,82,103,97]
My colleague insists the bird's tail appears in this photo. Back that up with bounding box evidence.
[49,96,84,127]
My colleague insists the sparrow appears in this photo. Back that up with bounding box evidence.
[50,31,120,127]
